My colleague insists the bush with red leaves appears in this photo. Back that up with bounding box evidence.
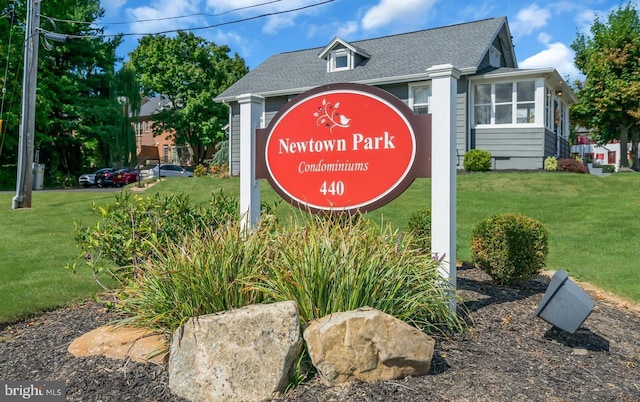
[557,158,588,173]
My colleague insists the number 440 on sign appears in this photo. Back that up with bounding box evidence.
[320,181,344,196]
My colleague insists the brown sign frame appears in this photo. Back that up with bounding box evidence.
[256,82,431,215]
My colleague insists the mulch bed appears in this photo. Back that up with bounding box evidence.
[1,266,639,401]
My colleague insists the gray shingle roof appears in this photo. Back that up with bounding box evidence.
[139,96,171,117]
[217,17,508,101]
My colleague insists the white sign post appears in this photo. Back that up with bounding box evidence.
[237,93,264,231]
[427,64,460,311]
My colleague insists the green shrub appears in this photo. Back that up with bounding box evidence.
[193,164,208,177]
[600,164,615,173]
[463,149,492,171]
[544,156,558,171]
[72,190,238,285]
[0,168,16,191]
[557,158,588,173]
[406,208,431,254]
[471,213,549,285]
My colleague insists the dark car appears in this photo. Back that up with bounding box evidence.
[95,168,116,187]
[78,167,111,187]
[112,168,139,187]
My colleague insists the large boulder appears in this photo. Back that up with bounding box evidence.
[68,325,167,364]
[169,301,303,402]
[304,307,435,384]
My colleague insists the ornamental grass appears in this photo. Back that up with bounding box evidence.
[246,213,464,335]
[118,212,464,336]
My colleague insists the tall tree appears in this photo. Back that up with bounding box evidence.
[36,0,139,172]
[128,31,248,164]
[0,0,138,188]
[571,3,640,169]
[0,0,25,186]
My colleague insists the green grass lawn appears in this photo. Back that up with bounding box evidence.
[1,171,638,324]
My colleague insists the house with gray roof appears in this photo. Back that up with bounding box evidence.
[215,16,576,174]
[133,96,195,166]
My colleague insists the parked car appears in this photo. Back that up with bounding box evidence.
[143,164,194,178]
[95,168,117,187]
[79,168,112,187]
[112,168,139,187]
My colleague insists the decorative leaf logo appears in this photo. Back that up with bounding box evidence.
[314,98,350,133]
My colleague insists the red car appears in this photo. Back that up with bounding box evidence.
[112,168,139,187]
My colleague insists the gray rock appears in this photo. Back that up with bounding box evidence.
[169,301,303,402]
[304,307,435,384]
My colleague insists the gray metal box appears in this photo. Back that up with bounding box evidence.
[533,270,595,334]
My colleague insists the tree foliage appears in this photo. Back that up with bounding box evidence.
[127,31,248,164]
[0,0,139,189]
[571,3,640,169]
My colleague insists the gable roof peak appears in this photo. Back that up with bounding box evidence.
[318,36,371,59]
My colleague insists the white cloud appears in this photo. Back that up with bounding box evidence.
[457,1,495,21]
[262,13,297,34]
[537,32,552,45]
[304,20,359,43]
[519,42,580,81]
[125,0,203,34]
[101,0,127,18]
[510,4,551,38]
[361,0,437,31]
[206,0,277,12]
[206,0,326,35]
[335,21,359,38]
[212,29,254,58]
[575,9,596,35]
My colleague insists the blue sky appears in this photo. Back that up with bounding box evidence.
[99,0,637,82]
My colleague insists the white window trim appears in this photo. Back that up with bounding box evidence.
[328,48,352,72]
[472,79,544,128]
[408,82,431,114]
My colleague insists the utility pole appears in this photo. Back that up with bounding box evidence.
[12,0,40,209]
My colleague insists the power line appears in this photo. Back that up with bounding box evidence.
[43,0,284,26]
[38,0,334,39]
[105,0,285,25]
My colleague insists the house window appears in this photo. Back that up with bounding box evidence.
[554,100,562,134]
[474,84,491,125]
[608,151,616,164]
[184,146,191,165]
[489,46,501,67]
[172,146,179,164]
[163,145,169,163]
[545,87,552,129]
[136,122,142,136]
[409,83,430,114]
[473,80,537,125]
[494,82,512,124]
[516,81,535,123]
[329,49,351,72]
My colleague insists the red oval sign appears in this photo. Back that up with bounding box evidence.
[258,83,430,214]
